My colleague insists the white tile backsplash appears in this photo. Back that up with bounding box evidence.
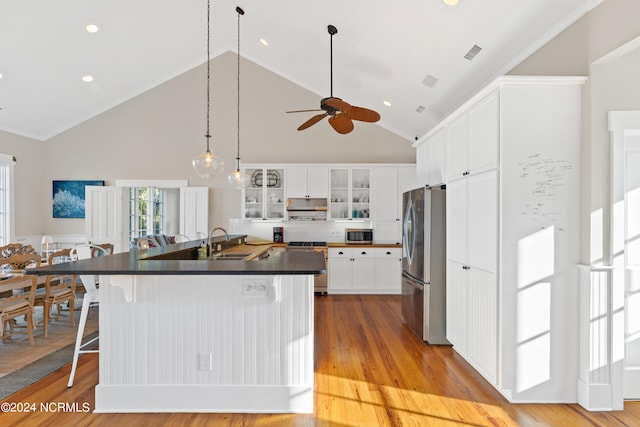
[228,218,382,243]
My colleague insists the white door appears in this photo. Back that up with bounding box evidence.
[624,145,640,399]
[85,186,127,253]
[179,187,208,239]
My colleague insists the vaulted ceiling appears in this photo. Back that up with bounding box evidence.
[0,0,601,142]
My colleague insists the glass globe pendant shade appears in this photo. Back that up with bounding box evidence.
[227,167,249,189]
[192,148,224,178]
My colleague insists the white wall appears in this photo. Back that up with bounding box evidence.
[24,52,414,238]
[0,130,45,237]
[508,0,640,267]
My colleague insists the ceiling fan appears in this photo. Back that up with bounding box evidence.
[286,25,381,134]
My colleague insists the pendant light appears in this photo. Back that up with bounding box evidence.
[192,0,224,178]
[227,6,249,189]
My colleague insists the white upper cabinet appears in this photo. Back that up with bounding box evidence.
[416,141,429,186]
[242,166,286,220]
[417,128,446,187]
[286,166,328,199]
[467,92,499,174]
[428,129,446,185]
[373,167,399,222]
[446,91,499,182]
[329,168,371,220]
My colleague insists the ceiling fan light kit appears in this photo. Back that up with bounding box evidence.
[193,0,224,178]
[286,24,380,134]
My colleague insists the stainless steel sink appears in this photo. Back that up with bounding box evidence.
[210,253,253,260]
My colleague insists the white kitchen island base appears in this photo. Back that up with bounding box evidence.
[94,274,314,413]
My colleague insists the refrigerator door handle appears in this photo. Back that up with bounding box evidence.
[402,273,424,291]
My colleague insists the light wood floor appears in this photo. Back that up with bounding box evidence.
[1,295,638,426]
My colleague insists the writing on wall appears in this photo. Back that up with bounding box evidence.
[518,153,573,228]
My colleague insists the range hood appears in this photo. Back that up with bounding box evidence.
[286,198,328,211]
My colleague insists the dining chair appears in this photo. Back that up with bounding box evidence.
[67,244,109,387]
[93,243,114,257]
[0,275,37,345]
[33,249,78,338]
[0,253,41,272]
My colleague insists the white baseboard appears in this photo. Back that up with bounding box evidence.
[95,384,314,413]
[577,379,614,411]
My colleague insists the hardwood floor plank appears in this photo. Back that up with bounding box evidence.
[1,295,639,426]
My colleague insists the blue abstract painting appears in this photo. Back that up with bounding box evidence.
[52,180,104,218]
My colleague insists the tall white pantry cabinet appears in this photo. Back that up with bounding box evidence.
[416,76,585,403]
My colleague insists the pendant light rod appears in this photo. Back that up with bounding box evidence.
[205,0,212,148]
[235,6,244,172]
[192,0,224,177]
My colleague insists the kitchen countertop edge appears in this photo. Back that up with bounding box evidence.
[24,236,326,276]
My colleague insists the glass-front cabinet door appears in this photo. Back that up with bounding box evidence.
[329,168,371,219]
[243,167,285,220]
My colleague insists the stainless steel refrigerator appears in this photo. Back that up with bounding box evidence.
[401,185,448,344]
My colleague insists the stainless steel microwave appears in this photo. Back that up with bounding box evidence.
[345,228,373,244]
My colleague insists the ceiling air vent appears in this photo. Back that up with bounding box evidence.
[416,105,425,113]
[464,44,482,61]
[421,74,439,88]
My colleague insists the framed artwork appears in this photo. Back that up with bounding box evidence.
[52,180,104,218]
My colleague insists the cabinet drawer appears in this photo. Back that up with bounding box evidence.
[329,247,375,258]
[374,247,401,258]
[329,248,353,258]
[351,248,374,258]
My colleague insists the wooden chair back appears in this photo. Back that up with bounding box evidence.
[0,275,37,345]
[0,243,37,258]
[1,253,41,272]
[34,249,78,337]
[93,243,114,256]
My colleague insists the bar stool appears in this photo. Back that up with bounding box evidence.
[67,244,108,388]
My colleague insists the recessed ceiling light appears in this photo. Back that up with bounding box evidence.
[86,24,99,33]
[0,73,3,79]
[82,75,94,82]
[383,100,392,107]
[259,38,268,46]
[443,0,460,5]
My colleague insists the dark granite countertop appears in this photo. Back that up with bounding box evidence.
[25,236,326,276]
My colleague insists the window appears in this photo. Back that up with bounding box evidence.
[0,154,15,246]
[129,187,164,241]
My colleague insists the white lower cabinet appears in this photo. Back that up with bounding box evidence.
[328,247,400,294]
[446,170,498,383]
[374,248,402,293]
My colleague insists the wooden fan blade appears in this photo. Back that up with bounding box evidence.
[324,97,351,112]
[286,109,323,114]
[328,114,354,134]
[297,113,328,131]
[345,106,381,123]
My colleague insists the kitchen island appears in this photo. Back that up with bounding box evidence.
[27,237,325,414]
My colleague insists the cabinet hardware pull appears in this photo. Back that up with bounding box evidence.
[386,251,391,255]
[361,251,367,255]
[338,251,344,255]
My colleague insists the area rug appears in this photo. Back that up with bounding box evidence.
[0,331,98,400]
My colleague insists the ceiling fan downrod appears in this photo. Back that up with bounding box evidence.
[328,25,337,98]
